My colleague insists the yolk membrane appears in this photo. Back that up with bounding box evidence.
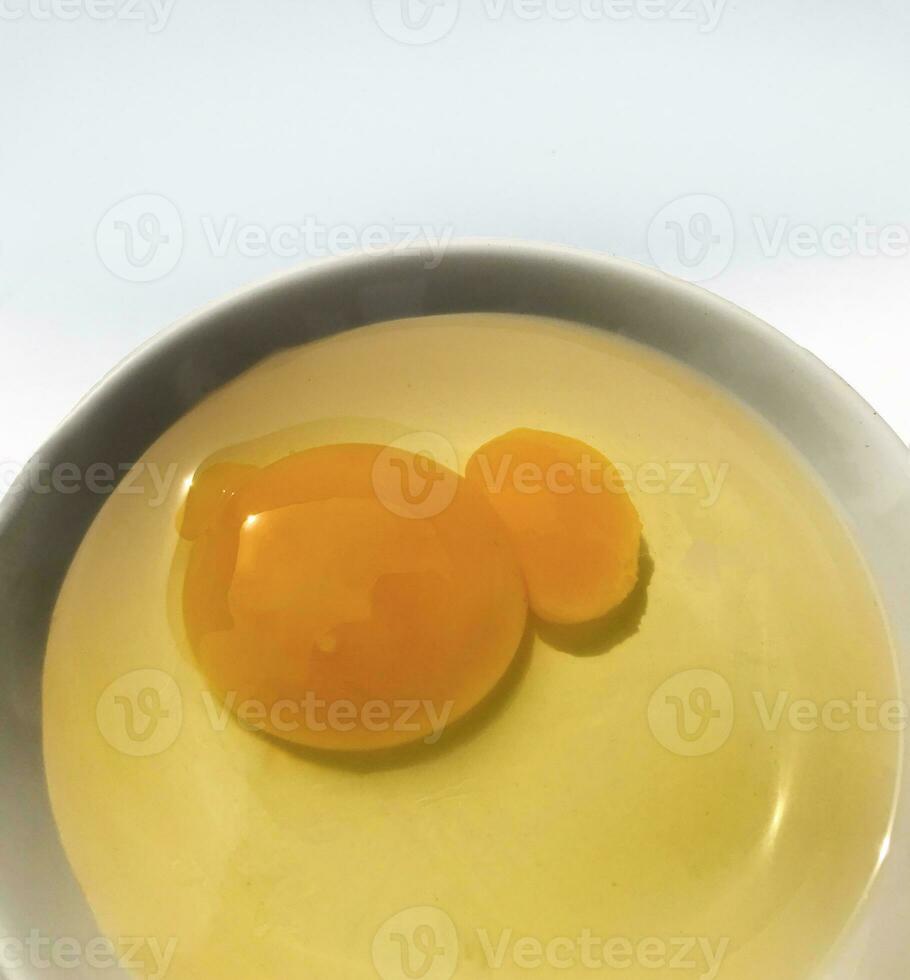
[466,428,642,625]
[179,443,528,751]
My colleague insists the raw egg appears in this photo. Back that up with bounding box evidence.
[179,443,528,751]
[466,428,642,624]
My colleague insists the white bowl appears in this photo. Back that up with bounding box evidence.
[1,242,907,978]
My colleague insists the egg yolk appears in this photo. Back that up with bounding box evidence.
[466,428,642,625]
[179,444,528,751]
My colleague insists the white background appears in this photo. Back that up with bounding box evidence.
[2,0,909,482]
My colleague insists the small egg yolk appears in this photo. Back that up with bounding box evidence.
[179,444,528,751]
[465,428,642,625]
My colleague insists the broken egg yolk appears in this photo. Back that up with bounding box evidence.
[179,444,528,751]
[466,429,642,625]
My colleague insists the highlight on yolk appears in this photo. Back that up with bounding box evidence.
[465,428,642,625]
[179,443,528,751]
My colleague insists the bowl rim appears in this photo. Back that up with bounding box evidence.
[60,239,910,451]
